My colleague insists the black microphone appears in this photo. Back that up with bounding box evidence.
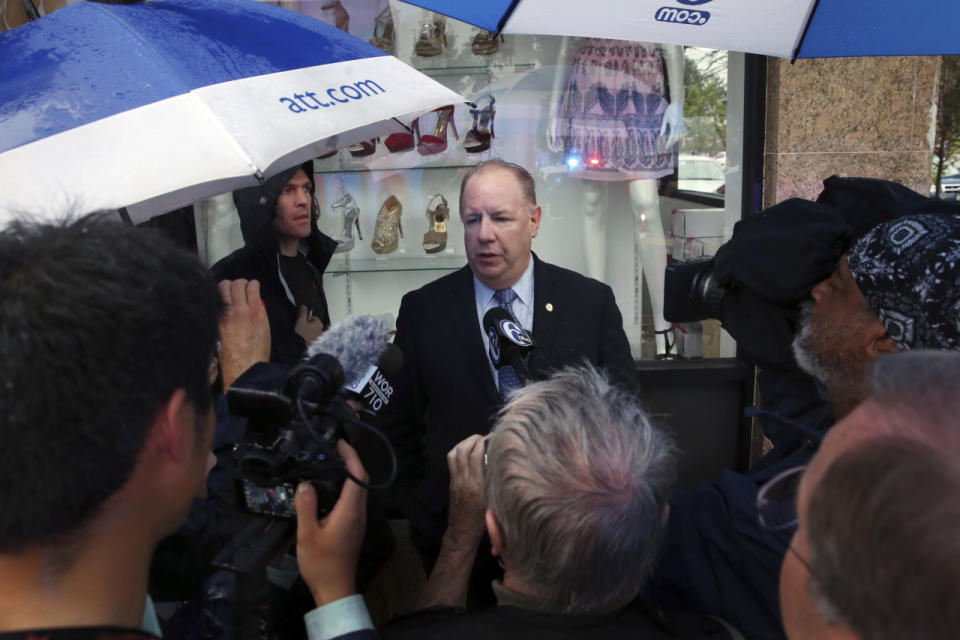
[227,315,400,420]
[306,315,402,415]
[307,315,401,486]
[341,343,402,413]
[483,307,535,384]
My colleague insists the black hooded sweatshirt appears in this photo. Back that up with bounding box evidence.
[211,160,337,364]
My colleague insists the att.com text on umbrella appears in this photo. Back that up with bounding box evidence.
[279,80,385,113]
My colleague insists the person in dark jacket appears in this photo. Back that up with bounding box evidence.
[293,365,733,640]
[211,160,337,363]
[0,216,222,638]
[650,211,960,640]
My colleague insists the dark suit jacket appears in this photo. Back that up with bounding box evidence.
[381,255,637,551]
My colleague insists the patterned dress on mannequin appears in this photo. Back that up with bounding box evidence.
[550,38,676,182]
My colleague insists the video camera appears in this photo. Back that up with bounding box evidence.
[661,176,960,367]
[226,343,397,520]
[663,255,725,324]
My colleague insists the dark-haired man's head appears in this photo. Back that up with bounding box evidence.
[484,365,675,613]
[781,351,960,640]
[233,161,319,257]
[793,214,960,418]
[0,215,222,629]
[272,167,315,246]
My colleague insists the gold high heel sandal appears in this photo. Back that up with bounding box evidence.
[371,195,403,254]
[471,30,503,55]
[415,14,446,57]
[422,194,449,254]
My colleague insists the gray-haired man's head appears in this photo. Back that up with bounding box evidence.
[484,364,675,614]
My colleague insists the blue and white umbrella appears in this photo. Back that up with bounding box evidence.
[399,0,960,59]
[0,0,463,224]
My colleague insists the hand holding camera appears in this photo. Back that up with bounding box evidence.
[446,434,488,544]
[294,439,369,607]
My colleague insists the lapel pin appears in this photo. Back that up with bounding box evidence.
[545,303,554,312]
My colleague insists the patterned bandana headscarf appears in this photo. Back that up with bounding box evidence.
[847,214,960,350]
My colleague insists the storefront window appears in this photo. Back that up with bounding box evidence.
[200,1,751,361]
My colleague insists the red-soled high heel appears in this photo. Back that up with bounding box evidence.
[385,120,416,153]
[416,105,458,156]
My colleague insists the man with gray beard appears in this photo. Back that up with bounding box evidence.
[650,212,960,640]
[792,213,960,421]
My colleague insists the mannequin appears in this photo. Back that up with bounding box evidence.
[548,39,684,356]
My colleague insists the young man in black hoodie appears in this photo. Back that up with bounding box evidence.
[212,160,337,363]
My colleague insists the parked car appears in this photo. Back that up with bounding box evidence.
[937,173,960,200]
[678,154,725,195]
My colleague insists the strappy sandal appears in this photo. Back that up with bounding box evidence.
[422,194,449,254]
[463,95,495,154]
[655,326,683,360]
[415,14,446,57]
[331,188,362,253]
[472,29,503,55]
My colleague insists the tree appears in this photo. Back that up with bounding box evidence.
[683,52,727,154]
[933,56,960,197]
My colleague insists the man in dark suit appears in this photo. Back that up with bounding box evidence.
[381,158,637,571]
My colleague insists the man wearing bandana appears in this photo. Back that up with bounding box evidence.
[652,212,960,640]
[793,213,960,420]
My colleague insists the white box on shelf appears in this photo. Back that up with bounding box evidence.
[670,208,725,260]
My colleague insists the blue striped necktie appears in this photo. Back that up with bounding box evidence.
[493,288,521,402]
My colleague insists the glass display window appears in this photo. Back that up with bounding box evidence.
[199,1,755,360]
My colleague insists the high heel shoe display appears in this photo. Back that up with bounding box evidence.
[416,105,458,156]
[384,121,415,153]
[322,1,349,32]
[463,95,495,154]
[331,188,362,253]
[414,14,446,57]
[422,194,449,254]
[471,30,503,55]
[348,138,377,158]
[655,327,682,359]
[369,6,395,55]
[371,195,403,254]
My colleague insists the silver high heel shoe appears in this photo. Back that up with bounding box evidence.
[332,189,362,253]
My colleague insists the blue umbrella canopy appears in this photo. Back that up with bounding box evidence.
[0,0,464,223]
[399,0,960,59]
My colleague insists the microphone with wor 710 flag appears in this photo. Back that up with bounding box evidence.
[225,314,402,520]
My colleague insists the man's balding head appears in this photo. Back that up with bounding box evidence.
[781,351,960,640]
